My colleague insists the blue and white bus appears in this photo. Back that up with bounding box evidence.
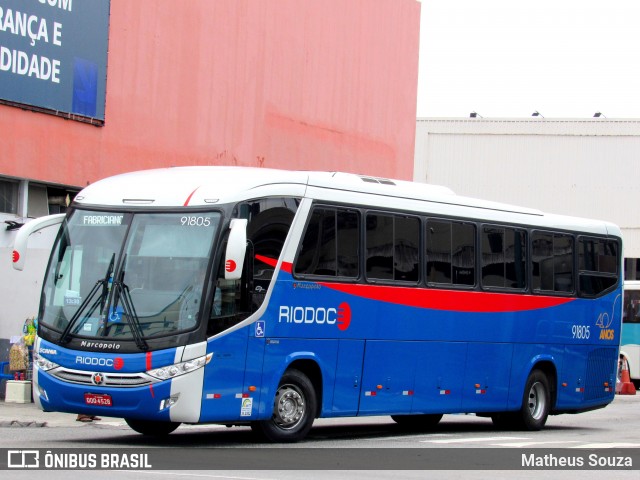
[13,167,623,441]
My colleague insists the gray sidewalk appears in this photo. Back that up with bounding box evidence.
[0,400,125,428]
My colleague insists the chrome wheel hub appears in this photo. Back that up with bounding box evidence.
[527,381,545,420]
[273,384,305,430]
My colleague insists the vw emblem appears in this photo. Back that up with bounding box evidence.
[92,373,104,385]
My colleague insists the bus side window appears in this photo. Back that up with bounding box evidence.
[578,237,619,297]
[481,226,527,290]
[426,219,475,287]
[294,207,360,278]
[365,213,419,283]
[531,232,574,294]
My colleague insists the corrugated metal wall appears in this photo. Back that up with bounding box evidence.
[414,118,640,258]
[0,0,420,187]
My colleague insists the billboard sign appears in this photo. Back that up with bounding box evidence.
[0,0,110,123]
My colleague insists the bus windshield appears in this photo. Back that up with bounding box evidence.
[40,210,220,342]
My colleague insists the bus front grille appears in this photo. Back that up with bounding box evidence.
[49,367,154,387]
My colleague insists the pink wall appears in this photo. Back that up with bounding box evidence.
[0,0,420,187]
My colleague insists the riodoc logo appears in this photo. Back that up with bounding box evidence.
[75,356,124,369]
[278,302,352,331]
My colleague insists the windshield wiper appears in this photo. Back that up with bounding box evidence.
[59,253,115,345]
[112,281,148,351]
[111,257,148,351]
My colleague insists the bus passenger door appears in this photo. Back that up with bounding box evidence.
[200,328,251,422]
[331,339,365,415]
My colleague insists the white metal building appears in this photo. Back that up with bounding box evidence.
[414,118,640,279]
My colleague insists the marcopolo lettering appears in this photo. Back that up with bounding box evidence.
[75,356,113,367]
[80,340,121,350]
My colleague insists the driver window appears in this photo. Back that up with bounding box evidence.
[207,257,245,336]
[206,197,298,336]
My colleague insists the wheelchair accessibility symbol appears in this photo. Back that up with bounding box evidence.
[109,305,124,323]
[255,321,265,338]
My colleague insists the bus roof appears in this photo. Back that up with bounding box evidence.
[73,166,620,237]
[74,167,457,208]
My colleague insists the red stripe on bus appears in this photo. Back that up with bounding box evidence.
[318,282,574,313]
[255,255,292,273]
[254,255,573,313]
[183,186,201,206]
[146,351,152,371]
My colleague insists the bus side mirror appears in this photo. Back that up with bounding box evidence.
[224,219,248,280]
[12,214,65,271]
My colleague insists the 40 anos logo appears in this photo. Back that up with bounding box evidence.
[278,303,351,331]
[596,311,615,340]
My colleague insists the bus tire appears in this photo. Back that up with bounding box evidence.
[125,418,181,436]
[515,369,550,431]
[251,369,317,443]
[391,414,443,430]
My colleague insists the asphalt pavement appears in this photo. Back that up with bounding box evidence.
[1,391,638,429]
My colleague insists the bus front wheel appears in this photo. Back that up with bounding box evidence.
[251,369,317,443]
[125,418,181,436]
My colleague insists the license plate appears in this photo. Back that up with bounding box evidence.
[84,393,112,406]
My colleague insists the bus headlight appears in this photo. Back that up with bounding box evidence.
[33,351,59,371]
[147,353,213,380]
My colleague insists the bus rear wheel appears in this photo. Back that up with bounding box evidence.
[493,369,550,431]
[125,418,181,436]
[391,414,443,430]
[251,369,317,443]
